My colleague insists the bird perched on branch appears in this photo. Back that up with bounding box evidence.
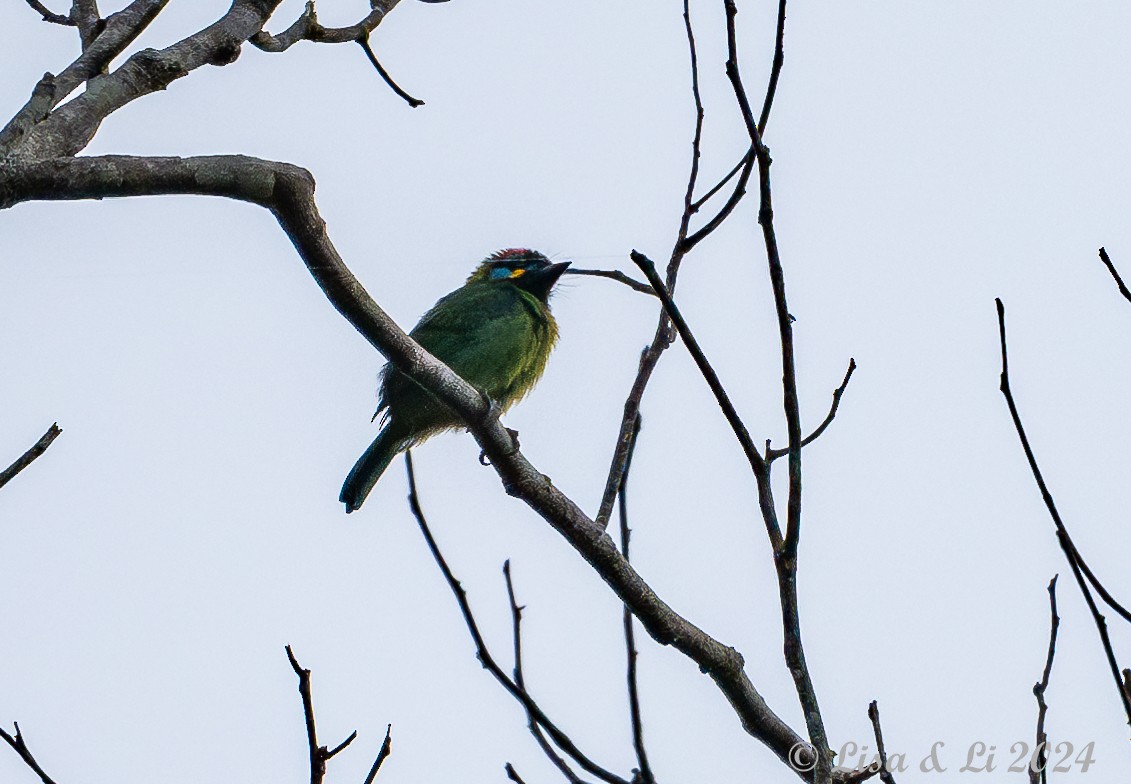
[340,249,570,513]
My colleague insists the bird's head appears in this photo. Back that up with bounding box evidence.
[468,249,571,301]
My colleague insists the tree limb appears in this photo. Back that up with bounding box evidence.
[0,423,62,491]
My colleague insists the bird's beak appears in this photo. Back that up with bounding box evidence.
[525,261,571,298]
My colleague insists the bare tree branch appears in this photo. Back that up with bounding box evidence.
[617,414,654,784]
[758,0,788,133]
[1030,576,1059,784]
[357,35,424,107]
[24,1,73,27]
[286,645,358,784]
[406,452,630,784]
[995,297,1131,729]
[0,149,821,778]
[595,0,706,531]
[1,0,171,155]
[631,250,777,544]
[0,723,58,784]
[363,725,393,784]
[1098,246,1131,304]
[70,0,103,50]
[723,2,829,778]
[505,561,591,784]
[865,702,896,784]
[767,359,856,462]
[0,423,62,491]
[506,763,529,784]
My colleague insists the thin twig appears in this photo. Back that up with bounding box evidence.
[504,561,589,784]
[363,725,393,784]
[565,268,657,297]
[995,298,1131,728]
[1098,247,1131,304]
[767,360,856,462]
[506,763,529,784]
[681,151,756,252]
[0,723,58,784]
[405,452,630,784]
[0,423,62,491]
[757,0,788,133]
[286,645,358,784]
[865,702,896,784]
[617,414,654,784]
[724,3,829,779]
[357,35,424,108]
[1030,577,1059,784]
[689,148,751,213]
[25,0,73,25]
[631,251,777,540]
[596,0,706,530]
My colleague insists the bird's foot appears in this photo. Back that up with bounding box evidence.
[478,428,521,466]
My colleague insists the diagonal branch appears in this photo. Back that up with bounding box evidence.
[995,298,1131,729]
[766,359,855,462]
[0,723,58,784]
[505,561,592,784]
[0,152,827,779]
[0,423,63,491]
[631,250,778,546]
[1098,247,1131,304]
[596,0,706,531]
[24,1,73,26]
[406,453,630,784]
[70,0,103,50]
[363,725,393,784]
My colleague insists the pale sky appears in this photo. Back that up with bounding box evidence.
[2,1,1131,782]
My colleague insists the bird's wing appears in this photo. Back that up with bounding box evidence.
[383,285,550,407]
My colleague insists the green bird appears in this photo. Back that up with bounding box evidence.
[340,249,570,513]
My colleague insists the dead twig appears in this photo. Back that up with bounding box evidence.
[0,423,62,491]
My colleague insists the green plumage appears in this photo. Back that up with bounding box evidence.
[340,249,569,513]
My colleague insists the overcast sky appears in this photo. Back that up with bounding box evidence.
[3,1,1131,782]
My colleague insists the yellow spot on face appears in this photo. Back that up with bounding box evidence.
[510,268,526,278]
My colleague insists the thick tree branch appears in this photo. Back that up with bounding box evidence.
[12,0,292,158]
[70,0,103,50]
[1,0,171,156]
[0,151,845,779]
[995,298,1131,729]
[0,423,62,491]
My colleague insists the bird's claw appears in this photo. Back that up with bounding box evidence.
[478,427,521,466]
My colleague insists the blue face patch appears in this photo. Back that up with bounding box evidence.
[489,266,515,280]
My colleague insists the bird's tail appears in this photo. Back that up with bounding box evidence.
[340,426,407,513]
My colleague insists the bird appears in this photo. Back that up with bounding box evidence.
[340,249,570,513]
